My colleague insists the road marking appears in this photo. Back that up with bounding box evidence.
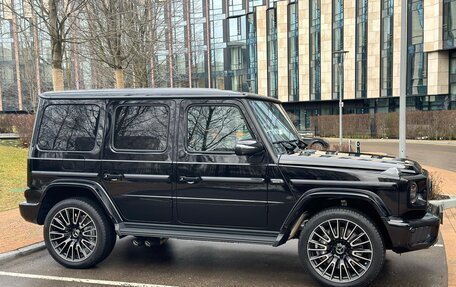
[0,271,178,287]
[433,244,444,248]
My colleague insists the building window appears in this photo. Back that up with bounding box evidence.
[247,13,258,93]
[332,0,344,100]
[267,7,278,98]
[380,0,393,97]
[310,0,321,101]
[228,15,248,92]
[450,51,456,96]
[407,0,427,96]
[444,0,456,49]
[288,2,299,102]
[355,0,368,98]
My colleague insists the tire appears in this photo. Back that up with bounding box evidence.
[43,197,116,269]
[310,142,325,151]
[298,208,385,287]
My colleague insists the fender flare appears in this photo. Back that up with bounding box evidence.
[38,179,123,224]
[274,187,391,246]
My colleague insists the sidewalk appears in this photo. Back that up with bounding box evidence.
[324,137,456,146]
[0,208,42,254]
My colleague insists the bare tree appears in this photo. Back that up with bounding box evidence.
[6,0,88,91]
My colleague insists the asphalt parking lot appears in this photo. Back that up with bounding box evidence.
[0,235,447,287]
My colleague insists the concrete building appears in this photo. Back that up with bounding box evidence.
[0,0,455,130]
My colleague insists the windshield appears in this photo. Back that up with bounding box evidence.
[249,100,300,153]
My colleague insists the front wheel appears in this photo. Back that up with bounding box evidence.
[299,208,385,287]
[44,198,116,268]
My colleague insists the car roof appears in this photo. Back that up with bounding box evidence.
[39,88,282,104]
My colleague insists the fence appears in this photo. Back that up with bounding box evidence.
[310,110,456,140]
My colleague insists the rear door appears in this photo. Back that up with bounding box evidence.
[101,99,175,223]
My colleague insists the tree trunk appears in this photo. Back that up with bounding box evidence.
[115,68,125,88]
[52,68,64,91]
[49,0,64,91]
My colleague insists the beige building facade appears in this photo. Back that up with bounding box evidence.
[0,0,455,130]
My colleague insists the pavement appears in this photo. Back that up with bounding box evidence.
[0,140,455,286]
[326,138,456,172]
[0,209,42,253]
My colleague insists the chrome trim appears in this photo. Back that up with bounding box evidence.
[200,176,265,184]
[177,161,253,166]
[123,174,170,181]
[32,171,98,178]
[176,196,283,204]
[123,194,172,200]
[290,179,396,188]
[29,157,172,164]
[270,178,284,184]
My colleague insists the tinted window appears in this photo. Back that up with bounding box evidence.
[38,104,100,151]
[113,105,169,151]
[187,105,253,152]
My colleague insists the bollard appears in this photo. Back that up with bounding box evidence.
[356,141,361,154]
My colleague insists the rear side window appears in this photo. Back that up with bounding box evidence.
[38,104,100,151]
[113,105,169,151]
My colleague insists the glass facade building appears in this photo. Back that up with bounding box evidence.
[444,0,456,49]
[407,0,427,96]
[380,0,394,97]
[332,0,344,100]
[309,0,321,101]
[288,1,299,102]
[355,0,368,99]
[267,6,278,98]
[0,0,454,132]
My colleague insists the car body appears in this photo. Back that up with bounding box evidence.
[20,88,441,287]
[300,136,330,150]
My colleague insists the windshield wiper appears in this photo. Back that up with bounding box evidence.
[273,139,300,154]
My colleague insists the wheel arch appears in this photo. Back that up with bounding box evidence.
[275,188,393,248]
[37,180,122,225]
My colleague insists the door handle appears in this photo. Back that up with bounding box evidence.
[103,173,124,182]
[179,176,201,184]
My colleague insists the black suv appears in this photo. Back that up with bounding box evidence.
[20,88,441,287]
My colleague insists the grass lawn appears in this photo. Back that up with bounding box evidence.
[0,140,28,211]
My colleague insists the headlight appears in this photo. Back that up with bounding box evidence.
[409,182,418,204]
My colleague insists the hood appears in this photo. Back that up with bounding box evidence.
[279,150,422,175]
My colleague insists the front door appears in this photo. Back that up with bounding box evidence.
[176,99,269,229]
[101,99,175,223]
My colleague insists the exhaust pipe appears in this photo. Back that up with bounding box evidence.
[132,238,144,247]
[144,239,153,247]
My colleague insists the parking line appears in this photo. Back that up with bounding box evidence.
[0,271,178,287]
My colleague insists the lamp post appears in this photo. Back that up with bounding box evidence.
[399,0,407,158]
[333,50,349,149]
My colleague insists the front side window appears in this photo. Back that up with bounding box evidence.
[186,105,253,152]
[113,105,169,151]
[38,104,100,151]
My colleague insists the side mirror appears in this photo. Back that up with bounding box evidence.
[235,140,264,156]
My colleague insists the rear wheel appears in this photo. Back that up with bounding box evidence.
[299,208,385,287]
[44,198,116,268]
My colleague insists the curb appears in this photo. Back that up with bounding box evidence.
[430,196,456,210]
[0,242,45,264]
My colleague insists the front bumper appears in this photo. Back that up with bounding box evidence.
[19,201,40,224]
[384,203,442,253]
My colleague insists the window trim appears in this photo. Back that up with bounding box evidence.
[184,103,256,155]
[111,103,171,154]
[36,103,101,153]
